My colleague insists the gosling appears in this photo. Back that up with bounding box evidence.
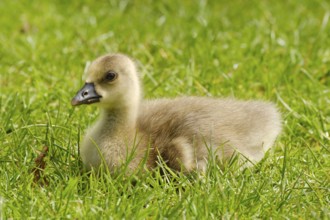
[71,54,281,173]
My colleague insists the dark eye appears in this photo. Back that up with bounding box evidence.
[104,71,117,82]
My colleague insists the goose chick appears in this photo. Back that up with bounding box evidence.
[71,54,282,173]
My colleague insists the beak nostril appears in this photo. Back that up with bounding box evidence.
[82,91,88,97]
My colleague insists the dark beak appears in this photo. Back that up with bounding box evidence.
[71,83,102,106]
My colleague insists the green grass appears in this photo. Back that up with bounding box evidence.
[1,0,329,219]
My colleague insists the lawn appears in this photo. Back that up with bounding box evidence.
[0,0,329,219]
